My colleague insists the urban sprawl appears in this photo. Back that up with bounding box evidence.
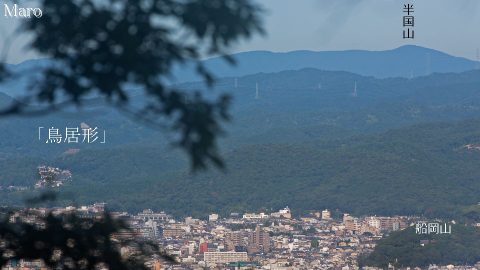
[1,204,476,270]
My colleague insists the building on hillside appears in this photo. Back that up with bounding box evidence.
[135,209,170,222]
[271,207,292,219]
[343,214,361,234]
[322,209,331,220]
[209,213,219,222]
[365,216,407,232]
[242,212,269,219]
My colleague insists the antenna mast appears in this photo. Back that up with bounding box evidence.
[426,53,431,75]
[476,48,480,69]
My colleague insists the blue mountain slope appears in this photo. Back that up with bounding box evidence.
[3,45,477,96]
[172,45,478,82]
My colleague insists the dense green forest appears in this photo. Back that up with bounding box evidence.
[359,225,480,268]
[2,68,480,218]
[2,118,480,218]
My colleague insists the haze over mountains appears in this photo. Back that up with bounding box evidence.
[2,45,478,97]
[1,46,480,218]
[173,45,479,82]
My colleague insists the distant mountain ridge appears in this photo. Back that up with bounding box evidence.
[172,45,478,82]
[2,46,478,95]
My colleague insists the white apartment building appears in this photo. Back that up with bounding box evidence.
[204,251,248,267]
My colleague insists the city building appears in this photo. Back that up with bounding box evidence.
[226,231,248,251]
[163,227,186,238]
[135,209,170,222]
[242,212,269,219]
[204,251,248,267]
[322,209,331,220]
[271,207,292,219]
[209,213,219,222]
[248,225,271,254]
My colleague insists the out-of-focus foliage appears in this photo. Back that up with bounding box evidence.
[0,1,263,267]
[0,193,168,269]
[0,0,264,169]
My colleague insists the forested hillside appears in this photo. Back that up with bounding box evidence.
[2,118,480,218]
[1,66,480,217]
[359,225,480,268]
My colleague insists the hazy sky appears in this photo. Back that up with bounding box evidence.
[1,0,480,63]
